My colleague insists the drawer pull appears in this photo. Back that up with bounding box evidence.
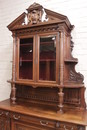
[0,112,3,116]
[13,115,20,120]
[40,121,48,126]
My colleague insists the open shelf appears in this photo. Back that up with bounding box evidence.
[8,80,84,88]
[64,58,78,63]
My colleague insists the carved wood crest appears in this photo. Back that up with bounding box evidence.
[22,3,48,25]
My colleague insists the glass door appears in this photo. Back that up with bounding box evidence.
[18,37,34,80]
[38,34,58,82]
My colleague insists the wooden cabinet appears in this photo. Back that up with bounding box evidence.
[0,2,87,130]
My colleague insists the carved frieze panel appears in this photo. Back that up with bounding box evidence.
[16,24,59,36]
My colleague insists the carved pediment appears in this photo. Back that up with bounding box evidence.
[24,3,49,25]
[7,3,73,31]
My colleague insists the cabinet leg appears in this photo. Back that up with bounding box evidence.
[11,84,16,104]
[57,88,64,113]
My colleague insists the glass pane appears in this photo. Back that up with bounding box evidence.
[39,35,56,81]
[19,38,33,79]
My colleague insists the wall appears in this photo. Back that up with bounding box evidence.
[0,0,87,105]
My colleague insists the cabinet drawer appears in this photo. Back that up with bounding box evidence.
[0,109,10,118]
[56,122,77,130]
[11,112,56,129]
[55,122,85,130]
[11,112,85,130]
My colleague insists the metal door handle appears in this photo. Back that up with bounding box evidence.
[40,120,48,126]
[13,115,20,120]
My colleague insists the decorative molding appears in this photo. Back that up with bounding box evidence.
[16,24,59,35]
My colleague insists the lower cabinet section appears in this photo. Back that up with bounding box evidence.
[0,109,85,130]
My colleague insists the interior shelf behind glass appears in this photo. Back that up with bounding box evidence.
[39,35,56,81]
[19,37,33,80]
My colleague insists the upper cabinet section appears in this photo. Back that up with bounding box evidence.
[7,3,84,87]
[16,33,59,86]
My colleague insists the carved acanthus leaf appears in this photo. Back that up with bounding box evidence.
[69,70,84,83]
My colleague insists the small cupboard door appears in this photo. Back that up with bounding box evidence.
[37,33,59,84]
[11,120,37,130]
[17,36,35,81]
[0,117,10,130]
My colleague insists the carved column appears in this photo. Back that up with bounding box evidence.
[11,32,16,104]
[58,31,64,113]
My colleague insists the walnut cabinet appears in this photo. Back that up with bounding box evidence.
[0,3,87,130]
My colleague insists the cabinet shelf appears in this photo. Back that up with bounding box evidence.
[20,59,56,62]
[64,58,78,63]
[7,80,84,88]
[40,41,54,45]
[20,43,33,46]
[20,60,33,62]
[40,59,56,62]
